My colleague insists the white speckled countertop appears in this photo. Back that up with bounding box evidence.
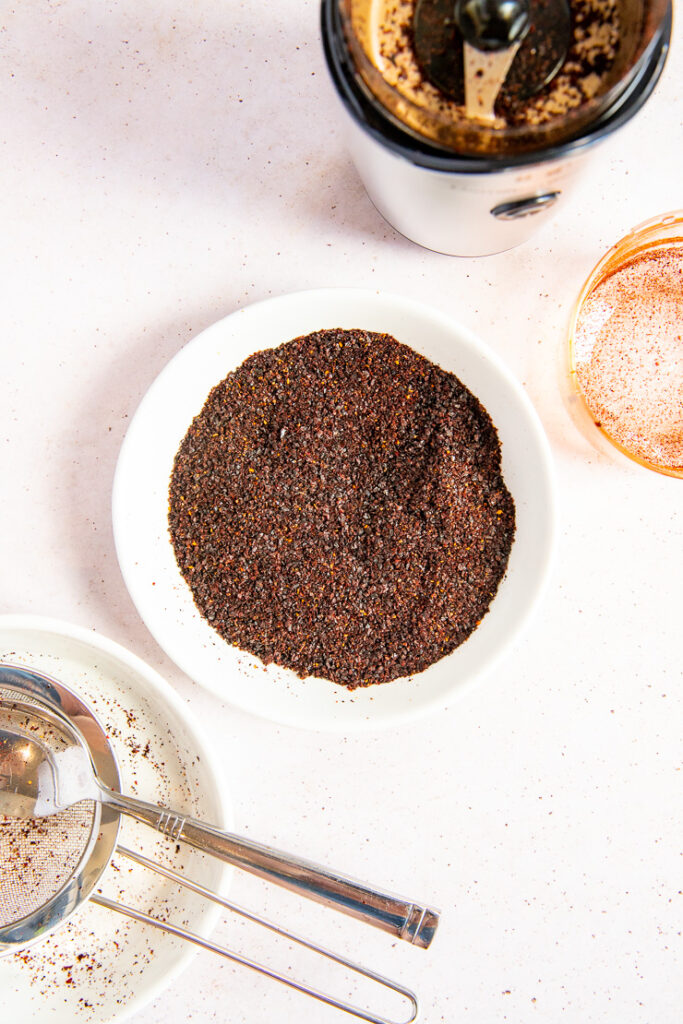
[1,2,681,1022]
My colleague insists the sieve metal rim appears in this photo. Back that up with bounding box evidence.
[0,663,121,954]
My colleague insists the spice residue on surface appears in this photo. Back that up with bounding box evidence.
[573,246,683,471]
[168,327,516,688]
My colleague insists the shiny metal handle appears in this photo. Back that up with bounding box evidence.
[179,817,438,948]
[101,788,438,948]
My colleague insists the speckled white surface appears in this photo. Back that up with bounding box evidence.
[1,2,681,1023]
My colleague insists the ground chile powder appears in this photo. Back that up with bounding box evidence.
[168,328,515,689]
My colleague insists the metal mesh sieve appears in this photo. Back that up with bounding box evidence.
[0,683,108,947]
[0,667,422,1024]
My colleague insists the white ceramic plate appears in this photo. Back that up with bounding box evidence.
[0,614,232,1023]
[113,289,556,732]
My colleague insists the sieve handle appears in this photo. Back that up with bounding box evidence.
[101,788,438,948]
[92,875,419,1024]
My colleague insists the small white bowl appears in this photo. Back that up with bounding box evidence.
[113,289,556,732]
[0,613,232,1022]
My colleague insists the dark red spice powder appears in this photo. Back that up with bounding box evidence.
[168,328,515,688]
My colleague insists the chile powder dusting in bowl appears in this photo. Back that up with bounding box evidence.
[167,328,515,688]
[571,243,683,476]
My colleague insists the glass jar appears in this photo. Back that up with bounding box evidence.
[568,211,683,478]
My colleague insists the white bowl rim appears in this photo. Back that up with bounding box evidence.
[112,287,558,733]
[0,611,233,1021]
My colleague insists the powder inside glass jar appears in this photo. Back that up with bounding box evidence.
[572,245,683,472]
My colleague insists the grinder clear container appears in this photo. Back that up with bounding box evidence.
[338,0,671,155]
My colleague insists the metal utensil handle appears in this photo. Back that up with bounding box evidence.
[118,843,397,972]
[102,787,438,949]
[93,849,419,1024]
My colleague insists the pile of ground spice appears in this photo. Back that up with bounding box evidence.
[168,328,515,688]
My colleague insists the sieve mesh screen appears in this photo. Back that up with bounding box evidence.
[0,802,96,927]
[0,686,98,928]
